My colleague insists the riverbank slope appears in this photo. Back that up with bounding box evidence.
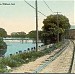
[11,40,74,73]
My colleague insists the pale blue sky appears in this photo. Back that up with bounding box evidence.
[0,0,74,35]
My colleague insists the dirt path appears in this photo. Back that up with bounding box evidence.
[40,41,74,73]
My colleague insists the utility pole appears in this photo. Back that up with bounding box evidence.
[54,12,61,43]
[35,0,38,52]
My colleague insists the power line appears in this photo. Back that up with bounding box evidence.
[43,0,54,13]
[24,0,47,17]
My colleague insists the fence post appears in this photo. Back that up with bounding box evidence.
[19,51,22,54]
[10,54,12,56]
[16,52,18,54]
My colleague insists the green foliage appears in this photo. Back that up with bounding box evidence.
[0,37,7,56]
[27,31,36,39]
[10,55,25,64]
[0,38,7,49]
[54,42,62,49]
[11,32,26,38]
[42,14,70,44]
[0,63,7,73]
[0,68,6,73]
[0,28,7,56]
[1,57,21,67]
[27,30,43,40]
[29,51,43,59]
[0,28,7,37]
[43,15,70,31]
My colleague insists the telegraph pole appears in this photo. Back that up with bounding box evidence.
[54,12,61,43]
[35,0,38,52]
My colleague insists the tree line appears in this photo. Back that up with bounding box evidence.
[0,14,70,45]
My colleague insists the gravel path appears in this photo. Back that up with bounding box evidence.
[40,41,74,73]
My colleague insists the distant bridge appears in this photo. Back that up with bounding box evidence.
[3,38,33,40]
[3,38,41,43]
[3,38,36,43]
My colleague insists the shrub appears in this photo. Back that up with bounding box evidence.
[0,68,5,73]
[0,62,7,73]
[19,52,32,60]
[54,42,62,49]
[0,37,7,49]
[1,57,21,67]
[10,55,25,64]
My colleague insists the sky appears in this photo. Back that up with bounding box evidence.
[0,0,74,35]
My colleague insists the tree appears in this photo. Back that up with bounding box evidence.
[0,37,7,49]
[0,28,7,56]
[0,37,7,56]
[0,28,7,37]
[11,32,26,38]
[27,30,43,40]
[42,14,70,45]
[27,31,36,39]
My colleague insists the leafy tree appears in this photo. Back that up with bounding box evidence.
[0,37,7,56]
[0,28,7,56]
[42,14,70,45]
[11,32,26,38]
[27,31,36,39]
[0,28,7,37]
[27,30,43,40]
[0,37,7,49]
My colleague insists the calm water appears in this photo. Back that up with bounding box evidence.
[4,40,43,57]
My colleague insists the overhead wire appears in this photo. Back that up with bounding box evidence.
[24,0,47,17]
[43,0,62,20]
[43,0,54,14]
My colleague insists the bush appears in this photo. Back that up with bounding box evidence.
[0,37,7,49]
[10,55,25,64]
[1,57,21,67]
[0,68,5,73]
[54,42,62,49]
[0,62,7,73]
[19,52,32,60]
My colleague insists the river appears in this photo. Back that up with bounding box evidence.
[4,40,43,57]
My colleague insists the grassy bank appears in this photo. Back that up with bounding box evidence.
[0,41,64,73]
